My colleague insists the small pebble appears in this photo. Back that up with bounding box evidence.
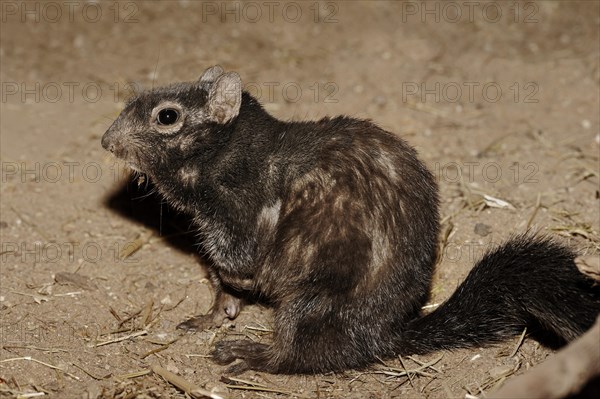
[474,223,492,237]
[373,95,387,107]
[160,295,173,306]
[581,119,591,129]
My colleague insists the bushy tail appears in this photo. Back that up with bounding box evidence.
[398,234,600,355]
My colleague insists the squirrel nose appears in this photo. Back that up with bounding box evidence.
[101,130,116,152]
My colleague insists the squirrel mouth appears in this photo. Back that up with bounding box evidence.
[106,146,145,175]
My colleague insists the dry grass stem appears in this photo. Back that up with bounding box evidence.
[93,329,148,347]
[0,356,80,380]
[115,369,152,379]
[150,363,227,399]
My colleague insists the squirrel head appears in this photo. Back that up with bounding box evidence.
[101,65,242,179]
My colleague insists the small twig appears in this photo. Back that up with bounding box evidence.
[369,354,444,381]
[509,328,527,358]
[242,325,273,333]
[141,299,154,327]
[223,383,304,397]
[224,376,267,388]
[221,377,307,398]
[2,345,68,354]
[115,369,152,379]
[526,194,542,229]
[163,294,187,312]
[93,329,147,347]
[398,355,415,387]
[407,355,442,373]
[120,231,153,259]
[109,307,122,323]
[71,362,107,380]
[141,338,179,359]
[3,391,46,398]
[117,308,143,328]
[383,354,443,377]
[0,356,79,380]
[150,363,227,399]
[10,291,50,303]
[53,291,82,297]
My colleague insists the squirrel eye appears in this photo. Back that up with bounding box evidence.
[157,108,180,125]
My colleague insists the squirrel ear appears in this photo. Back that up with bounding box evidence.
[199,65,224,88]
[207,72,242,124]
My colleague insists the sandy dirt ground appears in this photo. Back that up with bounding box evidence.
[1,1,599,398]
